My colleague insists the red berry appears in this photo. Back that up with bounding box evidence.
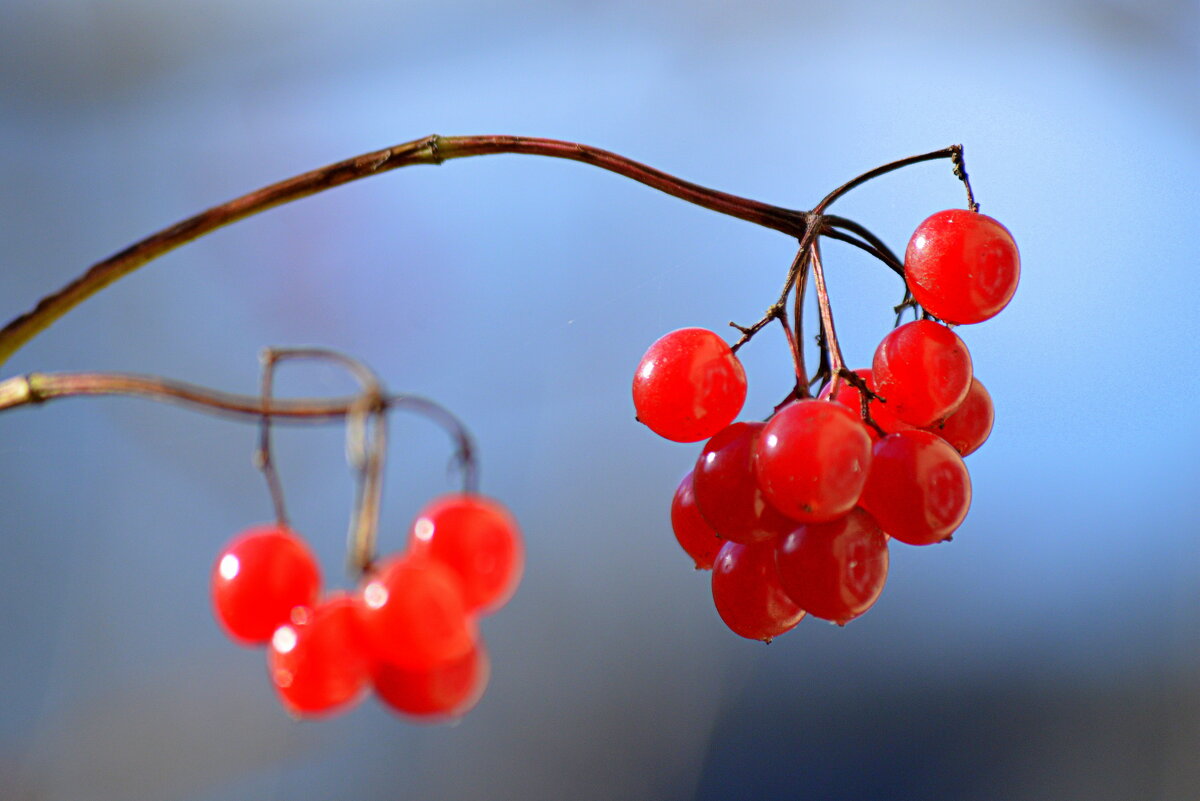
[693,422,797,544]
[905,209,1020,325]
[632,327,748,443]
[775,508,889,624]
[267,594,370,716]
[711,540,805,642]
[859,430,972,546]
[817,368,915,441]
[927,376,994,456]
[374,641,490,721]
[409,494,523,615]
[872,320,972,427]
[753,400,873,523]
[358,554,477,671]
[670,471,723,569]
[211,524,321,645]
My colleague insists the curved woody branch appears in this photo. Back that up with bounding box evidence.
[0,135,812,367]
[0,136,974,387]
[0,369,477,492]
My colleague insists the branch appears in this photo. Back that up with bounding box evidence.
[0,135,809,367]
[812,145,968,213]
[0,370,477,491]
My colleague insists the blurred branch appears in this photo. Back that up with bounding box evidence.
[0,370,478,491]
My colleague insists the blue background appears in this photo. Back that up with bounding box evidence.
[2,2,1198,799]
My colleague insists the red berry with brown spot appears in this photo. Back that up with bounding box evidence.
[753,400,873,523]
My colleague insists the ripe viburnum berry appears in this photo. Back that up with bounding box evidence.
[926,376,993,457]
[693,422,797,544]
[358,554,477,671]
[775,507,889,624]
[670,471,723,570]
[711,540,805,642]
[267,593,371,716]
[632,328,747,443]
[211,524,321,645]
[374,642,490,720]
[408,494,523,615]
[872,320,972,428]
[904,209,1020,325]
[753,400,873,523]
[859,430,972,546]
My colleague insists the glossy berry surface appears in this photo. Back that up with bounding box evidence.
[211,524,321,645]
[358,554,477,671]
[818,368,915,441]
[753,400,873,523]
[872,320,972,427]
[860,430,972,546]
[670,471,723,569]
[632,327,748,443]
[775,507,889,624]
[693,422,797,544]
[374,642,490,720]
[905,209,1020,325]
[927,376,994,457]
[409,493,523,614]
[267,594,370,716]
[711,540,805,641]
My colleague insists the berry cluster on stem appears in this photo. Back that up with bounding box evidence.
[634,151,1018,640]
[209,348,523,719]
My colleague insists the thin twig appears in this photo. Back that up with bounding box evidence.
[819,227,904,276]
[775,313,804,402]
[949,145,979,212]
[821,215,903,268]
[813,146,963,214]
[249,347,390,575]
[820,218,904,276]
[730,213,823,351]
[808,240,846,395]
[257,350,291,526]
[893,289,918,327]
[790,247,811,399]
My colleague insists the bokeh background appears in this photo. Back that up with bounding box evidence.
[2,1,1198,799]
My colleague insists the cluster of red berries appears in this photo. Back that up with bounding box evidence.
[634,209,1019,641]
[211,494,523,719]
